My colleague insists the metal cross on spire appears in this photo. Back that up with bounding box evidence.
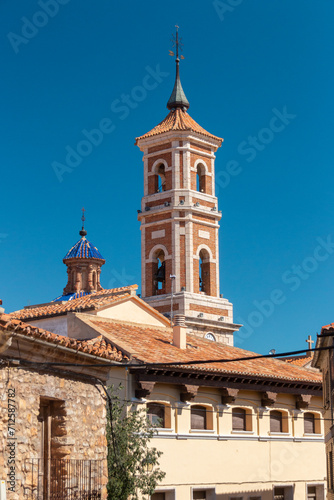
[79,207,87,238]
[81,207,86,227]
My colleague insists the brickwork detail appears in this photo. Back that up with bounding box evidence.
[189,304,228,316]
[189,142,212,153]
[155,303,179,313]
[148,143,171,154]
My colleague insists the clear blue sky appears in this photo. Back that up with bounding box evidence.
[1,1,333,355]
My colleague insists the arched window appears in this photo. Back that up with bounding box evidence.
[196,164,206,193]
[191,405,207,430]
[92,271,97,289]
[156,164,166,192]
[147,403,165,428]
[270,410,283,433]
[232,408,246,431]
[153,249,166,294]
[199,248,211,294]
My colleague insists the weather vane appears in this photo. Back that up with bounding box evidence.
[169,25,185,61]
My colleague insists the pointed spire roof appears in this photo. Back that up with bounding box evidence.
[166,26,189,111]
[135,27,222,146]
[167,58,189,111]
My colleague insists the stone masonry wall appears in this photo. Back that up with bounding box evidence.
[0,367,108,499]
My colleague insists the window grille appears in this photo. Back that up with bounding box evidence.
[307,486,316,500]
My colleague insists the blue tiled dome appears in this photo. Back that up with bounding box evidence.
[53,291,91,302]
[64,237,104,260]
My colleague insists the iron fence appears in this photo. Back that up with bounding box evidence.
[23,458,103,499]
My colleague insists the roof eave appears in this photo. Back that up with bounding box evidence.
[136,129,223,150]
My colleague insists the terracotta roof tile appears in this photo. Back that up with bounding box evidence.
[10,285,137,320]
[135,109,223,144]
[88,319,322,384]
[0,314,126,362]
[282,354,313,367]
[322,323,334,331]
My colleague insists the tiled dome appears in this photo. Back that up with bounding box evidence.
[64,237,104,260]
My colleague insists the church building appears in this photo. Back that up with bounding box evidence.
[1,29,327,500]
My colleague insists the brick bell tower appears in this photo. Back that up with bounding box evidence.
[135,28,241,345]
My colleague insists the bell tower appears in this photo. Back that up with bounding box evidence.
[136,28,240,345]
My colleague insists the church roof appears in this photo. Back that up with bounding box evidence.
[10,285,138,321]
[282,354,314,367]
[64,237,104,261]
[135,108,223,144]
[53,291,91,302]
[0,314,126,362]
[84,317,322,385]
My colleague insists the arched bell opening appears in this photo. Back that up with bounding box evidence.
[196,163,207,193]
[155,164,166,193]
[153,249,166,295]
[199,248,211,295]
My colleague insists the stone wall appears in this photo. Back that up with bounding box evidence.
[0,366,108,499]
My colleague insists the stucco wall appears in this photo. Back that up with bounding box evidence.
[136,383,326,499]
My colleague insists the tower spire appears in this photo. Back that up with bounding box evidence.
[79,207,87,238]
[167,26,190,111]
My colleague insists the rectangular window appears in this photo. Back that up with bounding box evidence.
[232,408,246,431]
[147,403,165,428]
[307,486,316,500]
[304,412,315,434]
[151,493,165,500]
[274,487,285,500]
[191,406,207,430]
[193,491,206,499]
[270,411,283,433]
[329,450,334,490]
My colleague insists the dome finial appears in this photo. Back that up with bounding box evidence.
[79,207,87,237]
[167,26,189,111]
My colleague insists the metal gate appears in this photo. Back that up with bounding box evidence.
[23,458,103,499]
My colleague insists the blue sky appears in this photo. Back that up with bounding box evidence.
[0,1,333,355]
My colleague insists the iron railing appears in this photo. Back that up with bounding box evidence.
[23,458,103,499]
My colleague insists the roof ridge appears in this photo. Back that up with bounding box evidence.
[0,314,126,362]
[9,285,138,320]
